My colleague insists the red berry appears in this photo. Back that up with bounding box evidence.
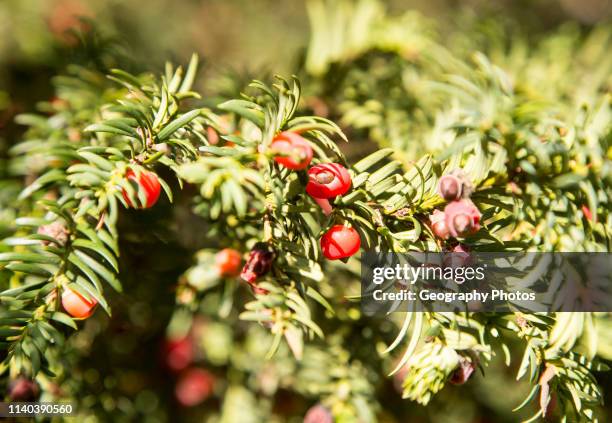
[320,225,361,260]
[122,169,161,209]
[215,248,242,277]
[429,210,450,240]
[270,132,313,170]
[175,368,215,407]
[306,163,351,199]
[163,337,194,372]
[8,377,39,401]
[61,288,97,319]
[206,126,219,145]
[582,205,593,222]
[444,199,481,238]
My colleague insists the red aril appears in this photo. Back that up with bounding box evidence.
[306,163,351,199]
[270,131,313,170]
[175,368,215,407]
[215,248,242,277]
[320,225,361,260]
[163,337,194,372]
[122,169,161,209]
[61,288,97,319]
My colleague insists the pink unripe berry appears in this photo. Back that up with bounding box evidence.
[438,174,462,201]
[444,200,481,238]
[429,210,450,240]
[438,169,474,201]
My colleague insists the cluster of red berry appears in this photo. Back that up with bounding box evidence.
[226,131,362,292]
[162,336,215,407]
[62,132,363,313]
[271,131,361,261]
[59,169,163,319]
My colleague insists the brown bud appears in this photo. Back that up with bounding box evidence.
[449,356,475,385]
[240,243,275,285]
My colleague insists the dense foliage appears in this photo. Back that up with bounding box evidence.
[1,0,611,422]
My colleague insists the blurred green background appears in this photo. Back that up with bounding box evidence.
[2,0,611,91]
